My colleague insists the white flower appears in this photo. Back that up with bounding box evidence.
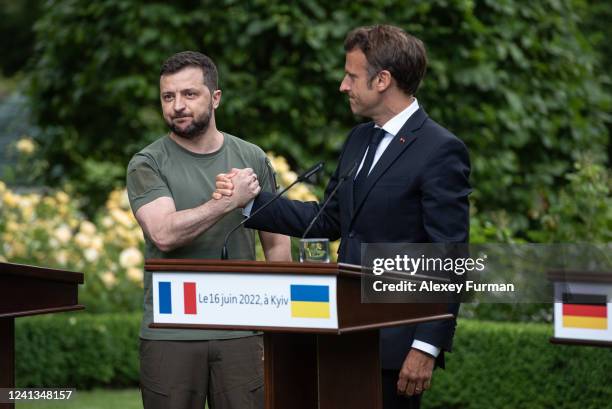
[90,236,104,251]
[101,216,113,228]
[2,191,19,207]
[16,137,36,155]
[100,271,117,288]
[80,221,97,236]
[119,190,130,209]
[74,232,91,248]
[56,250,68,266]
[55,191,70,205]
[54,225,72,244]
[119,247,143,268]
[111,209,133,228]
[126,267,143,283]
[84,248,99,263]
[49,238,59,249]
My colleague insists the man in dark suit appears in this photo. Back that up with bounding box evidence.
[214,25,471,408]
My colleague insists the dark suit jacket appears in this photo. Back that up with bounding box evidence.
[246,107,471,369]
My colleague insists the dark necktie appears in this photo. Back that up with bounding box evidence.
[354,127,385,207]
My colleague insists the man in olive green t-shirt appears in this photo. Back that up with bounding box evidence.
[126,51,291,409]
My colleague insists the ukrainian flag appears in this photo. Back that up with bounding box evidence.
[290,285,330,318]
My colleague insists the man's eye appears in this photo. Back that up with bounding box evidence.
[186,92,196,98]
[163,95,173,101]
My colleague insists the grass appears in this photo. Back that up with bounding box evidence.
[16,389,142,409]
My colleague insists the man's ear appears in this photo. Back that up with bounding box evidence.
[212,89,222,109]
[375,70,392,92]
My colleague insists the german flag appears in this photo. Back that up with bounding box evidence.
[562,293,607,330]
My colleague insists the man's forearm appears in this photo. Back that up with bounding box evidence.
[264,244,292,261]
[260,231,292,261]
[151,198,234,252]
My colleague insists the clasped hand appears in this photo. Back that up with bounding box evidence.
[211,168,259,208]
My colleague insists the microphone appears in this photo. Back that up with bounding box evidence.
[221,161,325,259]
[301,160,359,239]
[299,161,324,181]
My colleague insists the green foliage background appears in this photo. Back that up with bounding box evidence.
[26,0,611,236]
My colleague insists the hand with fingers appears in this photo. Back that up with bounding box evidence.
[396,348,435,398]
[212,169,238,200]
[212,168,260,208]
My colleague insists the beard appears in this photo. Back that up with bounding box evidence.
[166,101,212,140]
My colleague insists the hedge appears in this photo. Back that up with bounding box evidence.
[425,320,612,409]
[16,313,611,407]
[15,313,140,388]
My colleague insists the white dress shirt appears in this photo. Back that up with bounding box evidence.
[355,98,420,177]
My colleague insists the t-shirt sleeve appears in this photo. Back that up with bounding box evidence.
[126,154,172,213]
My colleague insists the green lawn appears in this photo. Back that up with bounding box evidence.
[16,389,142,409]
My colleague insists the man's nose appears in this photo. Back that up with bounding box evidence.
[173,95,185,112]
[339,77,350,93]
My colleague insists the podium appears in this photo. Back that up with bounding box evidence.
[0,262,84,409]
[146,259,452,409]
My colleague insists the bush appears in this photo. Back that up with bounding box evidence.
[426,320,612,409]
[28,0,610,230]
[528,158,611,242]
[16,313,612,408]
[0,180,145,313]
[16,313,140,388]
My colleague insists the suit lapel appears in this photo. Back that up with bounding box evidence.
[351,108,429,220]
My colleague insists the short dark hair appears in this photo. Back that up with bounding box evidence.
[160,51,218,92]
[344,25,427,96]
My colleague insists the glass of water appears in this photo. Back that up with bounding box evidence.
[299,238,330,263]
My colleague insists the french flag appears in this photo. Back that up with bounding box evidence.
[158,281,197,315]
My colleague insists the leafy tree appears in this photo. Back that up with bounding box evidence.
[0,0,42,76]
[582,0,612,164]
[528,157,611,242]
[28,0,609,232]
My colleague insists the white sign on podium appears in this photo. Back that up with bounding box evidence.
[553,281,611,343]
[152,272,339,329]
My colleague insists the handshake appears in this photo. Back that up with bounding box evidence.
[212,168,260,209]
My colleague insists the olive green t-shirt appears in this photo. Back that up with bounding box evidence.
[126,132,276,340]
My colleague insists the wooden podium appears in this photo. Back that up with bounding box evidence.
[146,259,452,409]
[0,262,84,409]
